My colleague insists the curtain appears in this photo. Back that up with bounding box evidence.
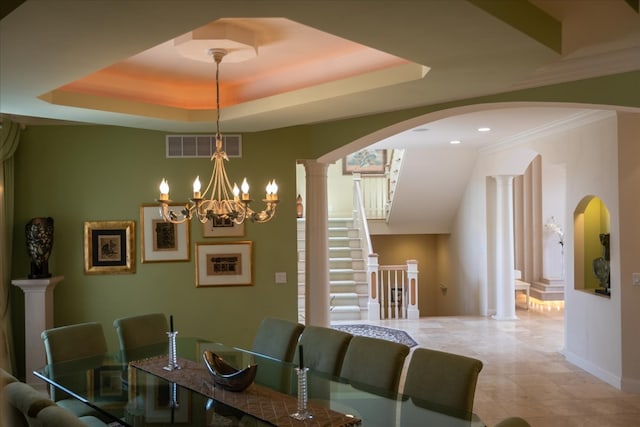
[0,119,21,373]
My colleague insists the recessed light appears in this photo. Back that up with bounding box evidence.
[477,127,491,132]
[450,140,461,145]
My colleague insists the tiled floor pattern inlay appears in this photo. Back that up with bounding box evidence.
[332,324,418,347]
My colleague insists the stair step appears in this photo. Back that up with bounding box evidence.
[330,305,362,321]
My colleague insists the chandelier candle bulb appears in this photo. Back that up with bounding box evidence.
[159,179,170,201]
[193,176,202,199]
[241,178,250,200]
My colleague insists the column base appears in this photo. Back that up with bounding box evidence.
[492,314,519,321]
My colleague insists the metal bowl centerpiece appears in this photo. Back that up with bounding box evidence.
[202,351,257,392]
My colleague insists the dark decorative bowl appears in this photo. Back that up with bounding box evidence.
[202,351,258,392]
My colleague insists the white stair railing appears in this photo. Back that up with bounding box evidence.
[353,173,374,257]
[368,257,419,320]
[353,170,420,321]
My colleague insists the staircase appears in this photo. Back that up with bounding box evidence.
[297,218,368,322]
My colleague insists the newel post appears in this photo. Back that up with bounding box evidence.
[407,260,419,319]
[367,253,380,321]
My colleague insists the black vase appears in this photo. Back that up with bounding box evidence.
[25,217,54,279]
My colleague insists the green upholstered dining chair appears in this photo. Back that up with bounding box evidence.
[40,322,109,418]
[494,416,531,427]
[402,347,483,414]
[293,325,352,377]
[250,317,304,394]
[251,317,304,362]
[113,312,169,363]
[339,335,410,395]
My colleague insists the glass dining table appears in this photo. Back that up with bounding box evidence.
[33,337,485,427]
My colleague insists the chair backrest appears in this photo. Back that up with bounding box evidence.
[40,322,108,402]
[403,347,483,414]
[251,317,304,362]
[41,322,107,364]
[113,313,168,362]
[293,325,352,376]
[340,335,410,395]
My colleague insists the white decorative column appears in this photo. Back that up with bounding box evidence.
[492,175,518,320]
[406,260,420,320]
[11,276,63,388]
[367,253,380,321]
[302,160,330,327]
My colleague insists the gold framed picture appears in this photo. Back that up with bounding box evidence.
[195,241,253,287]
[202,216,245,238]
[84,220,135,274]
[140,204,190,263]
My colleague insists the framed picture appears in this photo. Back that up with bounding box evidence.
[144,376,190,423]
[343,149,387,174]
[202,216,245,238]
[140,204,190,262]
[195,241,253,287]
[83,220,135,274]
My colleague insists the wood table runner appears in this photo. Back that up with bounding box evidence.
[131,356,361,427]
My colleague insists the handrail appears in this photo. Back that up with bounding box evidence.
[353,173,373,256]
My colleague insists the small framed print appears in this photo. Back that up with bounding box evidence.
[83,220,135,274]
[140,204,190,263]
[195,241,253,287]
[202,216,245,238]
[343,149,386,174]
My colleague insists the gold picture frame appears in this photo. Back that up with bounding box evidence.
[202,216,245,238]
[195,241,253,287]
[140,204,190,263]
[83,220,135,274]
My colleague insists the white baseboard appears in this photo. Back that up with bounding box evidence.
[562,348,621,389]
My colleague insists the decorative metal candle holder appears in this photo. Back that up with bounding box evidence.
[290,367,313,421]
[163,331,180,371]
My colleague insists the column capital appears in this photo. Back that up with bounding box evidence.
[12,275,64,292]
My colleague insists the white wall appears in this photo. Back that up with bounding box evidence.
[298,161,354,219]
[449,111,622,387]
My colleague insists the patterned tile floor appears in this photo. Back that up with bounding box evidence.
[333,298,640,427]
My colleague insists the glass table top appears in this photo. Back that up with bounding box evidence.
[34,338,482,427]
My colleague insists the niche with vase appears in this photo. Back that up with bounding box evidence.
[573,196,611,297]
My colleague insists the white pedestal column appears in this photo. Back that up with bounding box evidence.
[491,175,518,321]
[11,276,63,388]
[302,160,330,327]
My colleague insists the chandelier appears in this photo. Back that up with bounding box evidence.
[157,48,278,225]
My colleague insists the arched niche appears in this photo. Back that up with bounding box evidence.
[573,195,611,297]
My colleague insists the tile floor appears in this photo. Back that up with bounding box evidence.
[339,301,640,427]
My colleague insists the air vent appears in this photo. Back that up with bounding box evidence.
[166,134,242,158]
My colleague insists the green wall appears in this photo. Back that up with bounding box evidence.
[11,125,307,378]
[10,70,639,379]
